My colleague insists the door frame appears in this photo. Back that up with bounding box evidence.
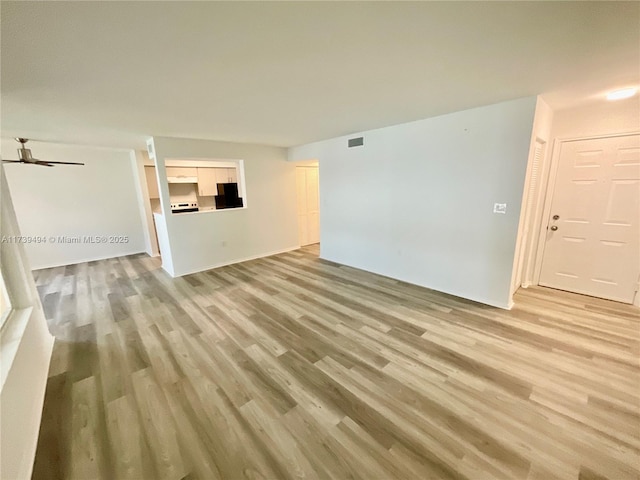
[294,161,320,248]
[529,131,640,305]
[512,136,548,293]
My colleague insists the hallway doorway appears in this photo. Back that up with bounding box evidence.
[296,165,320,247]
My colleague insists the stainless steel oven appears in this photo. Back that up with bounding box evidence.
[170,202,199,214]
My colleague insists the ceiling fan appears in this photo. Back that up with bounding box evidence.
[2,138,84,167]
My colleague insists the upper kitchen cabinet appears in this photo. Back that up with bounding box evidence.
[144,166,159,199]
[197,167,218,196]
[215,167,237,184]
[166,167,197,180]
[197,167,241,197]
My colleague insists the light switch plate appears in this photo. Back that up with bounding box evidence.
[493,203,507,214]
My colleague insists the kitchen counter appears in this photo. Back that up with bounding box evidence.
[170,206,246,216]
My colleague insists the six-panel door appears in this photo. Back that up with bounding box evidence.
[539,134,640,303]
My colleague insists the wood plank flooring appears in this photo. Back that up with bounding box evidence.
[31,245,640,480]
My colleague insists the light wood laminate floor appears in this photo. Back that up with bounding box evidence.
[32,245,640,480]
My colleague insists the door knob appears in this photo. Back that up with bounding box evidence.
[550,225,558,231]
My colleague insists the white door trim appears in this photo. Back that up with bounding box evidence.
[531,131,640,301]
[551,131,640,144]
[515,137,547,290]
[531,136,562,285]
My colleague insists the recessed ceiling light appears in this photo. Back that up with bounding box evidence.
[606,88,637,101]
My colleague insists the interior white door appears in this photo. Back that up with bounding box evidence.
[539,134,640,303]
[296,166,320,246]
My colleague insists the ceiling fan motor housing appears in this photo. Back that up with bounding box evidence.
[17,147,35,162]
[5,138,84,166]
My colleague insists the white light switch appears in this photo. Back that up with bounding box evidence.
[493,203,507,214]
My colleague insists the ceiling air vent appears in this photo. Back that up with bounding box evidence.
[348,137,364,148]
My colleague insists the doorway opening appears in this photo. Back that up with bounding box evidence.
[295,163,320,252]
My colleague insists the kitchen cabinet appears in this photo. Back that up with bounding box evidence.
[195,166,242,199]
[214,167,236,184]
[166,167,197,178]
[197,167,218,196]
[213,168,225,186]
[215,167,240,195]
[145,166,159,199]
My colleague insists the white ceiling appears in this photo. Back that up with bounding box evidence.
[1,1,638,149]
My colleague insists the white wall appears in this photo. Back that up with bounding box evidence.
[289,97,537,308]
[550,96,640,139]
[150,137,299,276]
[0,311,53,480]
[0,141,148,269]
[1,168,54,480]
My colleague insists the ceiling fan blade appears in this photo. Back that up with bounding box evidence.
[33,160,54,167]
[28,155,83,166]
[35,160,85,166]
[2,159,22,163]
